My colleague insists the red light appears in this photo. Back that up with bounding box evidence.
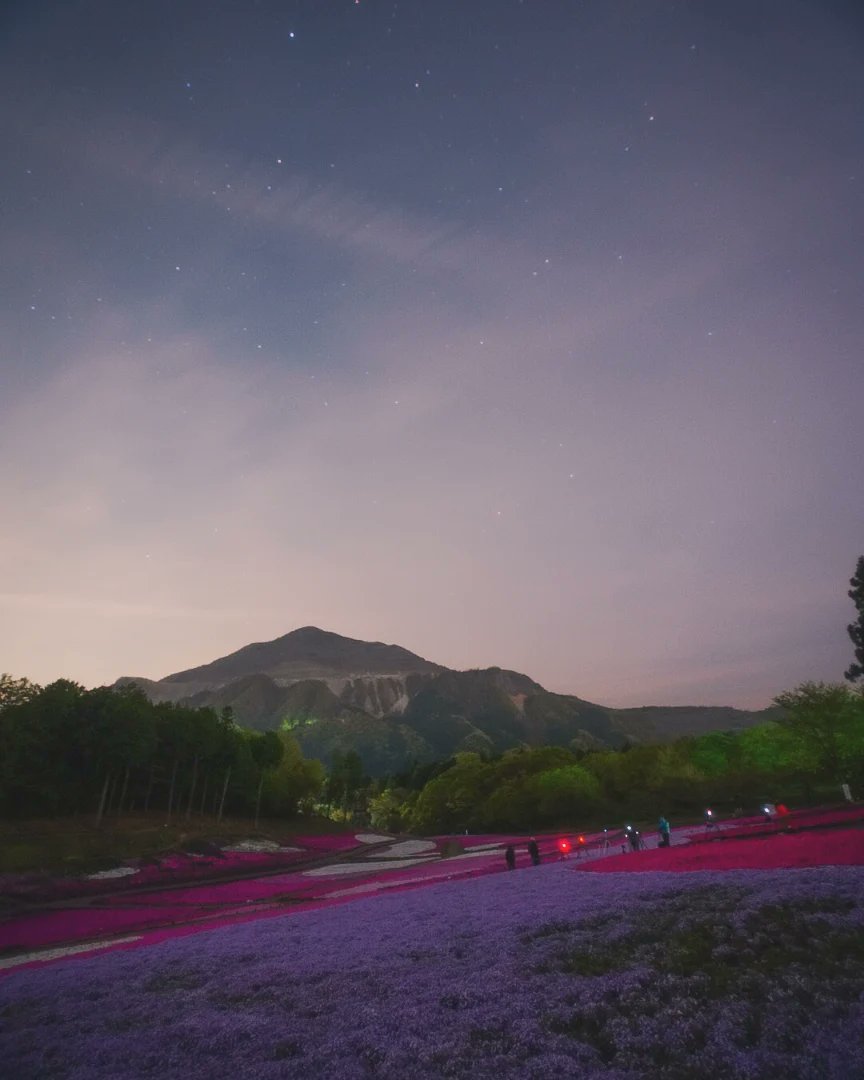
[578,835,585,844]
[558,838,571,853]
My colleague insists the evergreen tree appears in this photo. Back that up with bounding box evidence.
[846,555,864,683]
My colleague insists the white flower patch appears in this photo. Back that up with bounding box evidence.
[323,862,481,898]
[0,935,143,970]
[85,866,139,880]
[222,841,303,853]
[322,882,384,898]
[444,848,505,860]
[354,833,394,844]
[371,839,437,857]
[303,858,427,877]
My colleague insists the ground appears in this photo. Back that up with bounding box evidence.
[1,810,863,1078]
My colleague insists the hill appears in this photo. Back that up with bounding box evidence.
[116,627,777,774]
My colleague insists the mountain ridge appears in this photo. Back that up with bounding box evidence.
[115,627,779,774]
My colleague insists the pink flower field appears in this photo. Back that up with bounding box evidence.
[0,833,568,958]
[0,832,366,907]
[686,804,864,844]
[5,816,863,969]
[581,824,864,874]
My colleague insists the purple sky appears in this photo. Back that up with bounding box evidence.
[2,1,862,708]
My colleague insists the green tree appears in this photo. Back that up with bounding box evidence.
[0,674,40,712]
[212,708,241,822]
[525,764,601,825]
[772,682,863,783]
[583,742,668,814]
[846,555,864,683]
[737,723,799,777]
[368,787,411,832]
[323,749,367,820]
[250,730,284,828]
[84,684,157,823]
[0,679,85,814]
[261,733,324,818]
[688,732,740,778]
[408,752,492,833]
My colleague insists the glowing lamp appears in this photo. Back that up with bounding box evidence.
[558,838,571,854]
[578,835,585,844]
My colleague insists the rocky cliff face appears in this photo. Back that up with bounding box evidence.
[336,674,429,717]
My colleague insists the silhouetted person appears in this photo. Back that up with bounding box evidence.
[527,837,541,866]
[628,829,642,852]
[658,816,671,848]
[505,844,516,871]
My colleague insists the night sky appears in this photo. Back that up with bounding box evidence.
[2,0,862,707]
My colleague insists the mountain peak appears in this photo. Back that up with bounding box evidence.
[160,627,442,687]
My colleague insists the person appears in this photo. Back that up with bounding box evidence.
[504,844,516,871]
[704,808,715,828]
[628,828,642,852]
[658,816,671,848]
[527,837,541,866]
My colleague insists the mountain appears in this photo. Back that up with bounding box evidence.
[160,625,441,687]
[116,627,778,774]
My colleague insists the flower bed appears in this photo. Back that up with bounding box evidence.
[7,821,863,960]
[0,833,363,906]
[580,826,864,874]
[688,804,864,844]
[0,836,576,955]
[2,862,864,1078]
[294,833,369,853]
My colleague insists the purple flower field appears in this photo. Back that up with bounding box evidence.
[2,863,863,1079]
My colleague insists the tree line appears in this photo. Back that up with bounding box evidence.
[0,677,322,823]
[1,675,861,833]
[362,680,864,834]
